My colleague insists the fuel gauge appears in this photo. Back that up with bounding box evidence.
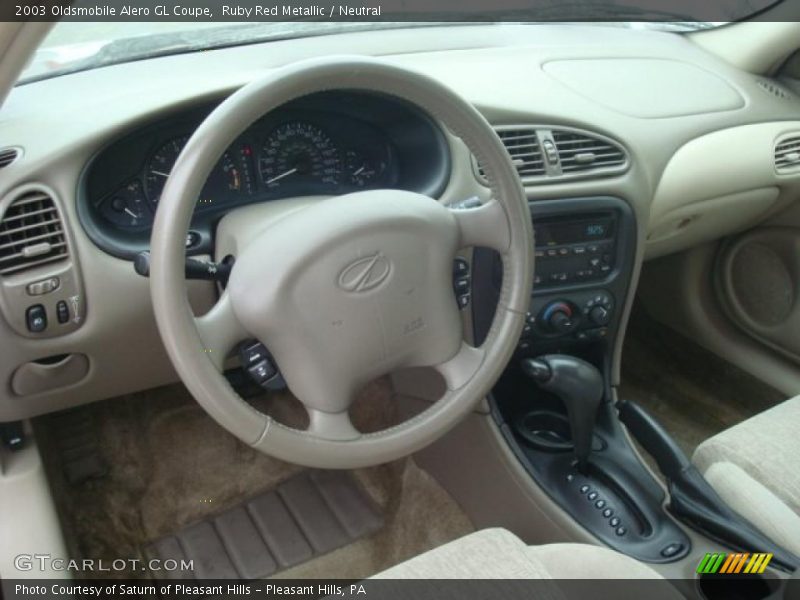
[100,179,152,229]
[345,150,384,188]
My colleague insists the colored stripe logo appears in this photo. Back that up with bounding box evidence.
[696,552,773,574]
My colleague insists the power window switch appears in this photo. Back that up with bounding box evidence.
[56,300,70,324]
[26,304,47,333]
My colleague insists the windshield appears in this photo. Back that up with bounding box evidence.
[14,17,741,84]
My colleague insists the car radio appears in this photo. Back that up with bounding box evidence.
[471,197,635,354]
[533,214,617,287]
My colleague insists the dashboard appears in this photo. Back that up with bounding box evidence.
[79,91,450,258]
[3,22,800,426]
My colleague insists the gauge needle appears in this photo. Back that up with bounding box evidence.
[124,208,137,218]
[353,166,365,176]
[266,167,298,184]
[151,170,170,178]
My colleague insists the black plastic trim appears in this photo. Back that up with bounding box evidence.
[618,398,800,573]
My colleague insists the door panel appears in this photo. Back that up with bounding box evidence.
[716,227,800,363]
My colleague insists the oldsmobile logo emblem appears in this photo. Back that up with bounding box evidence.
[338,253,391,293]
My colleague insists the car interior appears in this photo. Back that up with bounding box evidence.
[1,7,800,599]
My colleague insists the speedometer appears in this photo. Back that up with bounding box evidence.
[259,122,341,191]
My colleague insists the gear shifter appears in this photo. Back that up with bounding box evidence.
[522,355,604,473]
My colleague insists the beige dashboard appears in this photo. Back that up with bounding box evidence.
[1,23,800,421]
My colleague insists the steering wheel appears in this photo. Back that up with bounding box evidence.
[149,57,533,469]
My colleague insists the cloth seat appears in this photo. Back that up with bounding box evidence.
[693,395,800,556]
[372,528,682,599]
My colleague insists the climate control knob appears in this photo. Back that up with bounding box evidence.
[589,305,611,326]
[541,301,578,334]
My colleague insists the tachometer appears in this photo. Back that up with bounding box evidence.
[259,122,341,191]
[145,136,189,205]
[145,136,244,207]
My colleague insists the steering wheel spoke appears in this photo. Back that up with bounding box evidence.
[306,408,361,441]
[451,198,511,252]
[434,342,486,391]
[194,292,249,370]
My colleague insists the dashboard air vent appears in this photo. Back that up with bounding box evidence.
[0,190,69,275]
[757,78,793,100]
[473,125,628,185]
[477,127,546,181]
[775,135,800,172]
[0,147,20,169]
[551,130,627,174]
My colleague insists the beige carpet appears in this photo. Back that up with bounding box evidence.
[620,305,784,458]
[35,381,473,579]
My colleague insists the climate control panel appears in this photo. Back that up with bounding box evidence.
[519,289,615,353]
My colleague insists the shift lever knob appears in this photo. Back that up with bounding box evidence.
[522,355,604,473]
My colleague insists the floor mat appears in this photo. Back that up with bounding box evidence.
[620,305,785,458]
[34,382,474,580]
[145,470,383,579]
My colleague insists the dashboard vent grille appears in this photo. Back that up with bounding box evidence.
[477,128,546,180]
[0,190,69,275]
[0,147,20,169]
[551,130,627,174]
[775,135,800,172]
[757,78,793,100]
[473,126,628,185]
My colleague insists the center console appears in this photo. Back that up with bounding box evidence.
[474,196,634,355]
[471,196,692,564]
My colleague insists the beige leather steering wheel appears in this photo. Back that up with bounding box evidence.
[149,57,533,468]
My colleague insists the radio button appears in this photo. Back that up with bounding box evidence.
[546,248,559,257]
[573,246,587,255]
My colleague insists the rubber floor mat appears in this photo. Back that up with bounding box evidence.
[144,469,383,580]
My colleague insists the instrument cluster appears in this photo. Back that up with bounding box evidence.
[95,117,395,230]
[80,91,451,259]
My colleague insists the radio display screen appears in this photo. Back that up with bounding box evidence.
[534,218,614,247]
